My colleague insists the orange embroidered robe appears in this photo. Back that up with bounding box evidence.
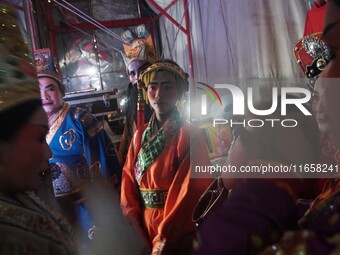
[121,121,211,254]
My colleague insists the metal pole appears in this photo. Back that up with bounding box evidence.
[147,0,186,33]
[24,0,37,50]
[47,1,57,57]
[183,0,195,81]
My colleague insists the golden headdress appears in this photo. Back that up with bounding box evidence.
[137,60,189,106]
[0,3,40,114]
[139,60,189,91]
[34,48,65,96]
[121,24,157,66]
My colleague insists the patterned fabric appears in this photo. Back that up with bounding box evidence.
[293,2,328,80]
[300,179,340,226]
[0,192,76,255]
[48,103,120,194]
[47,103,121,233]
[134,109,182,184]
[319,134,340,165]
[46,103,70,144]
[312,133,340,197]
[121,24,157,66]
[262,184,340,255]
[140,189,168,208]
[34,48,61,84]
[293,32,331,78]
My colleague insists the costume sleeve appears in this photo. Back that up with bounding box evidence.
[192,181,298,255]
[0,230,71,255]
[78,110,121,188]
[120,132,146,239]
[151,128,212,254]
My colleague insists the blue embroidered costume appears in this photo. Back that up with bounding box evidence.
[47,103,121,235]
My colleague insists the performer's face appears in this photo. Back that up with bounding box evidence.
[127,59,146,85]
[312,82,331,134]
[0,107,51,192]
[39,77,64,118]
[313,12,340,146]
[147,71,180,116]
[314,72,340,147]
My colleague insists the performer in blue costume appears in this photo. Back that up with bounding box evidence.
[34,48,121,240]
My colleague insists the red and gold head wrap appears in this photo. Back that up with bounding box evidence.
[140,60,189,89]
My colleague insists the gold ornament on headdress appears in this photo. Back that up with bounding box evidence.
[140,61,189,89]
[121,24,157,66]
[0,3,40,113]
[121,25,158,131]
[293,32,331,79]
[34,48,62,83]
[140,62,188,83]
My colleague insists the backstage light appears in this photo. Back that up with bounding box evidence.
[88,66,97,76]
